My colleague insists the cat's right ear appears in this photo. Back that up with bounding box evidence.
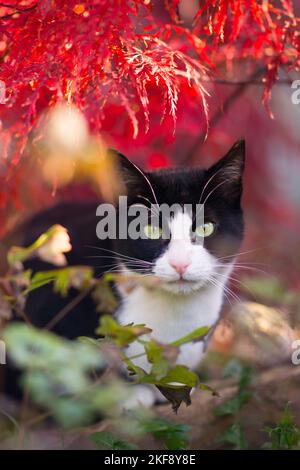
[108,149,146,197]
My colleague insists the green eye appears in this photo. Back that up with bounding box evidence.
[144,224,163,240]
[195,222,215,238]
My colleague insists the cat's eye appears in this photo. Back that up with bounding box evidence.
[194,222,215,238]
[143,224,163,240]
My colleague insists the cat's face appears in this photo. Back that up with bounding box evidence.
[112,140,245,295]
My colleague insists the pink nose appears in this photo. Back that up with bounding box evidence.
[170,262,190,275]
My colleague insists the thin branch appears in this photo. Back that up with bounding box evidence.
[0,3,37,20]
[203,78,294,86]
[13,303,32,325]
[180,68,266,166]
[43,284,95,331]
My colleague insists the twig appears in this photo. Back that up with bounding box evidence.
[43,285,94,331]
[0,2,37,20]
[180,68,266,166]
[13,303,32,325]
[202,78,294,86]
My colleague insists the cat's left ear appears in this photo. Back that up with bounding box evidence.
[206,139,245,202]
[107,149,150,200]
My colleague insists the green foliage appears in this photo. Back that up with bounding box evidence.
[1,226,216,446]
[90,431,137,450]
[4,324,128,428]
[215,359,254,450]
[89,415,190,450]
[215,359,254,417]
[242,276,286,302]
[140,417,190,450]
[5,323,102,371]
[170,326,210,347]
[144,339,174,379]
[242,276,300,305]
[198,383,219,396]
[97,314,213,412]
[264,403,300,450]
[27,266,93,296]
[124,343,200,412]
[220,423,248,450]
[97,315,152,347]
[158,365,198,388]
[0,409,20,442]
[92,278,119,313]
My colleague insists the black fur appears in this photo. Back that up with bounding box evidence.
[115,139,244,269]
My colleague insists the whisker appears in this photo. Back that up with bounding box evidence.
[86,255,151,266]
[130,203,158,219]
[86,245,153,265]
[233,265,269,276]
[221,283,241,303]
[208,276,233,306]
[213,263,270,278]
[210,273,242,304]
[217,247,268,261]
[199,167,224,205]
[215,271,257,297]
[202,180,229,207]
[127,162,159,206]
[137,195,160,217]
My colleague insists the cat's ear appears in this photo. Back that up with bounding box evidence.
[109,149,147,195]
[205,139,245,203]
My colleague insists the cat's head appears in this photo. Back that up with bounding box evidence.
[110,140,245,295]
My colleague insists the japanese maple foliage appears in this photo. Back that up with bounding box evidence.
[0,0,300,235]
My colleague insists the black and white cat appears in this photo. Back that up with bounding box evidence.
[5,139,245,405]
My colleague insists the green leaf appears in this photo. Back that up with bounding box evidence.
[141,418,190,450]
[220,423,248,450]
[157,385,192,413]
[263,403,300,450]
[159,365,198,388]
[2,324,132,428]
[78,336,102,347]
[215,390,252,417]
[90,431,137,450]
[4,323,103,372]
[92,278,118,313]
[222,358,244,380]
[241,276,286,303]
[27,271,57,292]
[215,396,240,417]
[27,266,93,296]
[123,356,148,382]
[97,315,152,347]
[216,360,254,417]
[144,340,177,380]
[199,383,219,397]
[171,326,210,347]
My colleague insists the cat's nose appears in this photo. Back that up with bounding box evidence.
[170,261,190,275]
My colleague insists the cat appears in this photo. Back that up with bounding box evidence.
[3,139,245,406]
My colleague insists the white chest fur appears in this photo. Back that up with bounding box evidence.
[116,282,225,373]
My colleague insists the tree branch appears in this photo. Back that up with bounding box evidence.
[0,3,37,20]
[180,68,266,166]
